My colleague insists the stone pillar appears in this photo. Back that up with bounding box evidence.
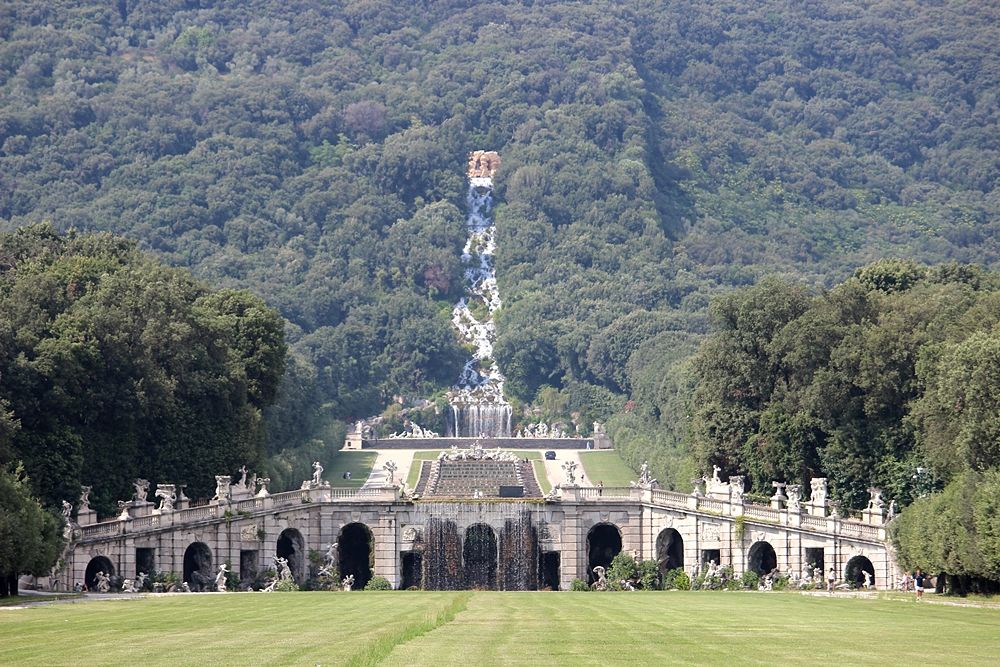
[76,508,97,526]
[375,513,398,588]
[559,506,582,590]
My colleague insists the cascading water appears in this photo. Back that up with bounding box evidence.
[449,151,512,437]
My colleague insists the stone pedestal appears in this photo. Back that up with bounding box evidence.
[76,508,97,526]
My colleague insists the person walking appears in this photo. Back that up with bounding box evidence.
[827,566,836,594]
[914,568,925,601]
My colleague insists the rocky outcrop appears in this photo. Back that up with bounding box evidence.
[468,150,501,178]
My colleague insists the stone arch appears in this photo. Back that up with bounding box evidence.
[183,542,213,591]
[276,528,306,584]
[338,523,373,590]
[656,528,684,574]
[845,555,875,589]
[85,555,114,591]
[586,522,622,583]
[747,541,777,575]
[463,523,498,590]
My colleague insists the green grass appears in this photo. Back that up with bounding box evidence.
[406,452,441,489]
[532,459,552,494]
[579,450,636,486]
[325,450,378,488]
[1,592,998,666]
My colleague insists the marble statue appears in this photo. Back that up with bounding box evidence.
[311,461,324,486]
[810,478,828,507]
[866,487,885,511]
[117,500,130,521]
[61,500,72,521]
[384,460,397,485]
[729,476,745,504]
[341,574,355,592]
[324,542,338,568]
[236,465,249,489]
[212,475,231,503]
[273,556,292,582]
[261,578,278,593]
[863,570,873,590]
[95,570,111,593]
[215,563,229,592]
[255,477,271,497]
[887,499,898,521]
[121,578,136,593]
[786,484,802,513]
[592,566,608,591]
[633,460,658,489]
[561,460,578,485]
[155,484,176,512]
[132,478,150,503]
[79,485,92,510]
[136,572,148,590]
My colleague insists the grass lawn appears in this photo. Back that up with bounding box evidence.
[533,459,552,494]
[579,450,636,486]
[1,591,998,666]
[325,450,378,488]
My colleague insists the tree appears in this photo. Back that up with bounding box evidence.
[0,465,62,596]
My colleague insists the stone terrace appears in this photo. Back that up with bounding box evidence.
[419,459,542,498]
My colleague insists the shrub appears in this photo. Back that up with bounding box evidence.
[570,578,591,591]
[638,559,661,590]
[364,576,392,591]
[275,579,299,592]
[741,570,760,590]
[772,574,789,591]
[674,571,692,591]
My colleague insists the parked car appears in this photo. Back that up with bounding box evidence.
[544,450,556,460]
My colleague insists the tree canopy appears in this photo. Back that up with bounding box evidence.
[0,225,286,513]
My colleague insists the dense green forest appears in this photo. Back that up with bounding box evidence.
[1,0,998,579]
[0,225,286,513]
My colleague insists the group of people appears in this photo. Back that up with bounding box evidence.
[899,568,927,599]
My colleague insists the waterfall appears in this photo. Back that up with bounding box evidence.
[448,153,511,437]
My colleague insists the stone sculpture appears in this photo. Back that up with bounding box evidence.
[866,487,884,511]
[121,578,137,593]
[215,563,229,592]
[341,574,355,592]
[255,477,271,498]
[810,478,828,509]
[155,484,176,512]
[592,566,608,591]
[274,556,292,582]
[136,572,148,590]
[79,485,92,510]
[863,570,872,590]
[95,570,111,593]
[212,475,231,503]
[561,460,578,485]
[384,460,397,485]
[61,500,72,521]
[117,500,130,521]
[467,150,501,178]
[311,461,324,486]
[786,484,802,513]
[132,478,150,503]
[729,476,745,504]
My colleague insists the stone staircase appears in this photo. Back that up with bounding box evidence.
[417,458,542,498]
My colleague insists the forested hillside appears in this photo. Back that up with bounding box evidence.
[1,2,997,499]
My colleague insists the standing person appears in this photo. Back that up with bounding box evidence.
[914,568,925,601]
[827,567,836,594]
[597,480,604,496]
